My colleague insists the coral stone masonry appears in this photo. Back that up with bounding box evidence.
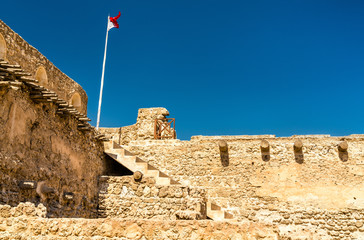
[1,19,364,239]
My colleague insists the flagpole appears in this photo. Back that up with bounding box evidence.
[96,16,110,130]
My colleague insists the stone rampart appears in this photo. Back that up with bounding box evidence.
[0,20,87,114]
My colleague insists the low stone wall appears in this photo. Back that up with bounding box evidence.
[239,198,364,239]
[0,203,283,239]
[0,202,46,218]
[0,20,87,114]
[0,218,280,240]
[98,176,206,220]
[0,85,105,218]
[3,203,364,239]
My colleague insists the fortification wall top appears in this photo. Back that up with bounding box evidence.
[99,107,171,144]
[0,20,87,114]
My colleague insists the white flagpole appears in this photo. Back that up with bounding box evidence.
[96,16,110,130]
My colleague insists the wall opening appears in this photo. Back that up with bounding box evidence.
[0,33,6,60]
[70,92,82,112]
[35,66,48,86]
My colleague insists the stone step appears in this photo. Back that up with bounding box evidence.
[119,156,139,172]
[144,169,160,178]
[0,63,21,68]
[207,202,224,221]
[19,77,38,83]
[104,152,134,172]
[156,177,170,186]
[103,140,114,151]
[135,162,148,173]
[108,148,125,157]
[103,141,181,186]
[206,202,235,221]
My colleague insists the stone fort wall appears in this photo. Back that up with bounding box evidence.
[0,80,106,218]
[101,108,364,239]
[0,20,106,218]
[0,203,282,240]
[0,19,87,114]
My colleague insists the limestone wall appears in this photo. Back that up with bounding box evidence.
[0,86,105,218]
[120,134,363,236]
[3,202,364,239]
[0,20,87,114]
[0,203,317,240]
[0,218,278,240]
[98,176,206,220]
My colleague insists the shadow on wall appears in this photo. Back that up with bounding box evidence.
[218,140,229,167]
[70,92,82,112]
[35,66,48,86]
[294,139,304,164]
[338,141,349,162]
[261,140,270,162]
[104,154,133,176]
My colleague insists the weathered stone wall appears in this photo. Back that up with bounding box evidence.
[100,108,364,238]
[98,176,206,220]
[0,203,304,240]
[125,135,364,215]
[0,202,47,218]
[0,219,278,240]
[99,107,171,145]
[0,86,105,217]
[3,202,364,239]
[0,20,88,114]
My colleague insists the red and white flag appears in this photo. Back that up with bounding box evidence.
[97,11,121,130]
[108,12,121,31]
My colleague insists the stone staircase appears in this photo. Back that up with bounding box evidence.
[104,141,179,186]
[104,140,235,221]
[207,202,234,221]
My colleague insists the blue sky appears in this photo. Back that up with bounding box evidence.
[2,1,364,139]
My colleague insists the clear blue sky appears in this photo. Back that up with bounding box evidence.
[2,1,364,139]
